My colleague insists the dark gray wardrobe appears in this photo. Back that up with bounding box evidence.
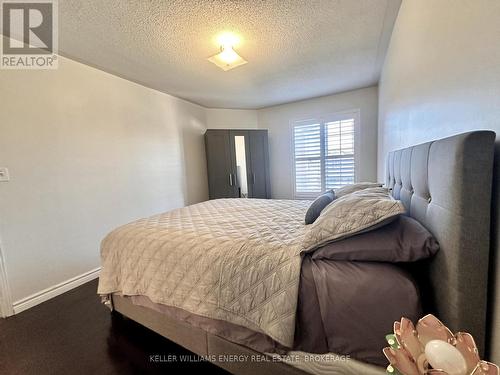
[205,129,271,199]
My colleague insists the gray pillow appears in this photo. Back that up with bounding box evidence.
[304,191,335,225]
[311,215,439,262]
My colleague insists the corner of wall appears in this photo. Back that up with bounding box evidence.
[0,243,14,317]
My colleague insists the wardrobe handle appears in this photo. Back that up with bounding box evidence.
[251,173,256,185]
[229,173,234,186]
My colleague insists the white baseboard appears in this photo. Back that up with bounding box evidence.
[12,267,101,315]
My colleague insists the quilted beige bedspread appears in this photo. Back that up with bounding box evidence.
[98,198,310,347]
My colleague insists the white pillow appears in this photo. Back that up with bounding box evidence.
[302,187,405,251]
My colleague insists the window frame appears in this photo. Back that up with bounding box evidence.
[291,109,360,199]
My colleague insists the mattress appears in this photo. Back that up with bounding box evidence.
[122,254,421,366]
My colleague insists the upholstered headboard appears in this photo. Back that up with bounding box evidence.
[386,131,496,355]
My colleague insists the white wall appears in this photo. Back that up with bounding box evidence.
[0,56,208,305]
[258,86,379,199]
[206,108,259,129]
[378,0,500,180]
[377,0,500,361]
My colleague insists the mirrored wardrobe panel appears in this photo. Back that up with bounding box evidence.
[233,135,249,197]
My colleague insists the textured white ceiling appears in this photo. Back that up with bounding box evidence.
[59,0,401,109]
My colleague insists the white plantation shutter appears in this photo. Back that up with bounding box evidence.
[293,113,357,198]
[293,122,322,196]
[324,118,355,189]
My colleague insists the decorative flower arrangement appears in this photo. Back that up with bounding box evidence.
[383,314,499,375]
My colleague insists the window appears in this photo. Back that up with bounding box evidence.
[293,112,357,198]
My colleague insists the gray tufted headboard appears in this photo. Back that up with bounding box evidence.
[386,131,495,355]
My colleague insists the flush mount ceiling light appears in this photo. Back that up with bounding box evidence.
[208,32,247,71]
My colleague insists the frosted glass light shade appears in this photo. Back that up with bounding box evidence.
[208,46,247,71]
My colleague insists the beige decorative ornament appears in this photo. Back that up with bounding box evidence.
[384,314,499,375]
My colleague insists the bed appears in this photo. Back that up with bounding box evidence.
[98,130,496,374]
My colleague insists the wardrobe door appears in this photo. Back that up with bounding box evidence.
[205,130,238,199]
[248,130,271,198]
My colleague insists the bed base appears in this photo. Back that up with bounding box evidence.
[112,295,385,375]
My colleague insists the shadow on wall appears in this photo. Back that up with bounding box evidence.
[175,104,209,206]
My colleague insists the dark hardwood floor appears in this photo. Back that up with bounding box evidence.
[0,279,228,375]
